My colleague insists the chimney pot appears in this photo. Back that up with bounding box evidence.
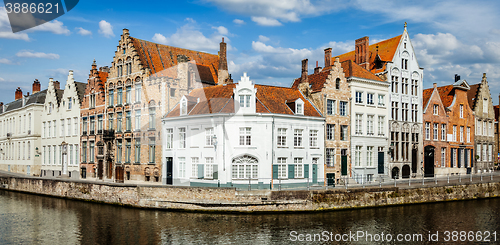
[32,79,41,94]
[324,48,332,68]
[301,59,308,81]
[455,74,460,82]
[15,87,22,100]
[433,83,437,88]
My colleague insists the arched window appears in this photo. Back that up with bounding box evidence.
[335,78,340,89]
[232,155,258,179]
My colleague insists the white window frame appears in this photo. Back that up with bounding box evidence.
[294,158,303,178]
[433,123,438,141]
[294,129,303,147]
[367,146,373,167]
[239,127,251,146]
[309,130,318,148]
[277,157,287,179]
[178,157,186,178]
[366,115,374,135]
[277,128,287,147]
[205,128,215,146]
[179,127,186,149]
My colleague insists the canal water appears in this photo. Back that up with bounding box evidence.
[1,190,499,244]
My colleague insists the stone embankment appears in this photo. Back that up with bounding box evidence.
[1,174,499,213]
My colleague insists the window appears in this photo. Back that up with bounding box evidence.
[135,84,141,103]
[483,121,486,136]
[117,88,123,105]
[117,140,122,163]
[135,110,141,130]
[467,127,471,143]
[433,104,438,115]
[309,130,318,147]
[117,113,122,132]
[90,117,95,134]
[277,128,287,147]
[460,126,464,142]
[477,144,482,161]
[191,157,199,177]
[74,117,78,135]
[378,116,384,136]
[239,127,251,146]
[179,127,186,148]
[205,128,214,146]
[53,120,56,137]
[326,124,335,140]
[277,158,287,179]
[135,139,141,163]
[296,103,303,115]
[181,99,187,115]
[27,142,30,160]
[170,88,176,97]
[441,148,446,167]
[367,146,374,167]
[341,125,348,141]
[43,122,46,138]
[402,58,408,70]
[326,148,335,167]
[367,93,374,105]
[166,128,173,149]
[61,119,65,137]
[108,114,114,130]
[149,107,156,129]
[489,122,493,136]
[126,140,131,163]
[149,138,155,163]
[367,115,374,135]
[294,158,303,178]
[477,120,481,135]
[126,86,131,104]
[239,95,251,108]
[441,124,446,141]
[452,125,457,142]
[391,76,399,93]
[433,123,438,140]
[89,142,95,163]
[483,144,487,162]
[460,104,464,118]
[126,111,131,131]
[355,114,363,135]
[355,146,362,167]
[294,129,303,147]
[483,98,488,114]
[327,99,335,115]
[43,146,46,165]
[340,101,347,116]
[355,91,363,103]
[425,122,430,140]
[82,119,87,134]
[232,155,258,179]
[205,157,214,179]
[98,116,103,132]
[378,94,385,107]
[108,89,114,106]
[489,145,493,162]
[67,118,72,135]
[335,78,340,89]
[178,157,186,178]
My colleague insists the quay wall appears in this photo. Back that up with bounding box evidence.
[1,176,499,213]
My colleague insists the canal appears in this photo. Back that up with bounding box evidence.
[1,190,499,244]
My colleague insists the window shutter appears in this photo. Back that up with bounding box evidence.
[213,165,218,180]
[304,164,309,179]
[288,164,295,179]
[198,164,204,179]
[272,165,278,179]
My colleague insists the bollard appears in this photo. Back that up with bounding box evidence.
[394,178,397,187]
[459,173,461,182]
[409,178,411,186]
[379,179,382,188]
[470,172,472,182]
[447,174,450,184]
[279,179,281,191]
[491,171,493,181]
[435,175,437,185]
[481,172,483,182]
[248,177,251,191]
[422,176,425,186]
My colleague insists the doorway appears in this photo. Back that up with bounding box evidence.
[326,173,335,186]
[391,167,399,179]
[166,157,173,185]
[97,160,103,179]
[424,145,435,177]
[402,165,411,179]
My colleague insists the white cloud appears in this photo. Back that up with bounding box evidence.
[233,19,245,24]
[258,35,269,42]
[0,77,4,81]
[16,50,59,59]
[76,27,92,36]
[0,58,11,64]
[251,16,282,26]
[0,7,30,40]
[30,20,70,35]
[152,23,231,51]
[98,20,114,38]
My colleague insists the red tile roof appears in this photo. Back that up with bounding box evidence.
[98,71,108,83]
[422,87,434,110]
[340,60,384,82]
[436,85,455,108]
[336,35,402,74]
[130,37,220,84]
[167,84,321,117]
[290,70,330,92]
[467,83,480,110]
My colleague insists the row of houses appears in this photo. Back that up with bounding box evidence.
[0,24,497,188]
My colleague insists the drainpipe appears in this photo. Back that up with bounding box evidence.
[223,115,226,171]
[271,115,275,188]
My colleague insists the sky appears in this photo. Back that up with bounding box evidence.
[1,0,500,104]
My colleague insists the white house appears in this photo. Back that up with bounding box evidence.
[342,60,390,183]
[0,81,46,175]
[162,73,325,189]
[40,71,86,179]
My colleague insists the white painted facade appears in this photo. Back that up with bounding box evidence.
[162,74,325,189]
[350,77,390,183]
[40,71,82,179]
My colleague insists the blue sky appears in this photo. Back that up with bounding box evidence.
[1,0,500,103]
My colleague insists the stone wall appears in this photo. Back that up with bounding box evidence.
[1,176,499,213]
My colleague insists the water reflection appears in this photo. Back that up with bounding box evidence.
[1,190,499,244]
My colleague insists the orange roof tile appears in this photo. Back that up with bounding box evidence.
[290,70,330,92]
[130,37,220,83]
[98,71,108,83]
[336,35,402,74]
[467,83,480,110]
[436,85,455,108]
[167,84,321,117]
[340,60,384,81]
[423,87,434,110]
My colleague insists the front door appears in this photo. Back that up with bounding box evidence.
[412,148,418,174]
[115,166,124,183]
[166,157,173,185]
[97,160,103,179]
[402,165,410,179]
[312,164,317,184]
[107,160,113,179]
[326,173,335,186]
[424,146,435,177]
[378,152,384,174]
[341,155,347,176]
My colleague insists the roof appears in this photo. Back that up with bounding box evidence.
[1,89,47,114]
[290,69,330,92]
[494,105,499,121]
[129,37,219,84]
[422,87,434,111]
[167,84,321,118]
[74,81,87,104]
[340,60,384,81]
[467,83,480,110]
[436,85,455,108]
[336,35,402,74]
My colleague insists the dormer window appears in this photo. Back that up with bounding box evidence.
[239,95,251,108]
[295,99,304,115]
[180,97,187,115]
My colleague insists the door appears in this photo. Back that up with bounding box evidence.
[115,166,124,183]
[326,173,335,186]
[424,145,435,177]
[341,156,347,176]
[412,148,418,174]
[97,160,103,179]
[457,149,462,168]
[378,152,384,174]
[107,160,113,179]
[402,165,411,179]
[166,157,173,185]
[312,164,317,184]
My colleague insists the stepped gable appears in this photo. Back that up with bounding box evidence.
[467,83,480,110]
[129,37,219,83]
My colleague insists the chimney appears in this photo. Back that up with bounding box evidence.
[314,65,322,74]
[54,80,60,90]
[433,83,437,88]
[455,74,460,82]
[324,48,332,68]
[355,36,369,70]
[32,79,41,94]
[218,37,229,84]
[15,87,22,100]
[301,59,308,81]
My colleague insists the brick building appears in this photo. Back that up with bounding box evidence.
[292,52,351,186]
[80,60,109,179]
[467,73,495,172]
[98,29,229,183]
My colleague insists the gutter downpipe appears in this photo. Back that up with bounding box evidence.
[271,115,275,189]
